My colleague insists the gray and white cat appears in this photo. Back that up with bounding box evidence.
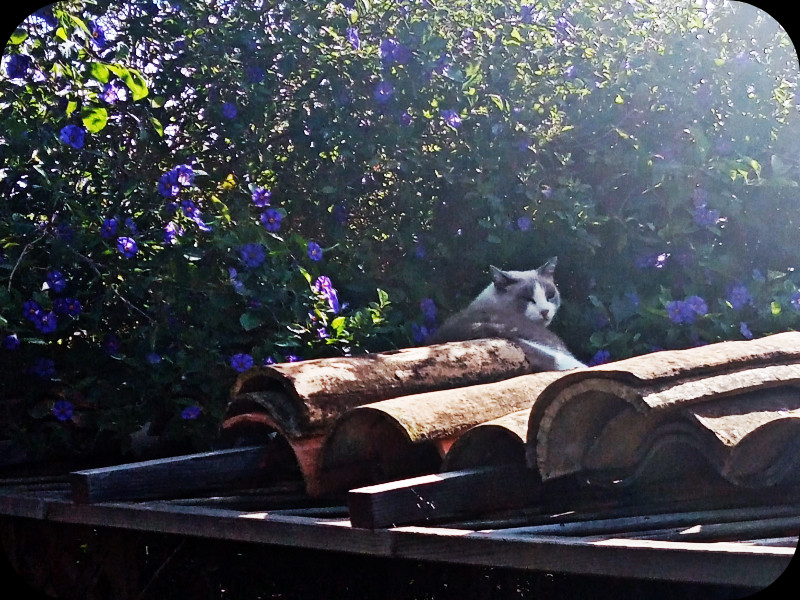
[428,258,586,371]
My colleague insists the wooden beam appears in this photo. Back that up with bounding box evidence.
[70,445,273,504]
[347,467,540,529]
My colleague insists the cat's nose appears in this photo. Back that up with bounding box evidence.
[540,309,550,320]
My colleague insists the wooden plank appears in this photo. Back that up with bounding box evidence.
[70,445,272,503]
[347,467,540,529]
[0,483,792,587]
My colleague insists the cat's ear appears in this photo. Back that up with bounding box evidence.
[490,265,517,291]
[538,257,557,277]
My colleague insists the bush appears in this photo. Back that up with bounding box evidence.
[1,0,798,459]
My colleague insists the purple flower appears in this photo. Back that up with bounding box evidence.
[89,20,106,49]
[790,290,800,312]
[693,205,722,227]
[727,283,753,310]
[59,125,85,149]
[313,276,340,313]
[230,353,254,372]
[103,334,120,354]
[380,38,410,65]
[252,188,271,207]
[588,349,612,366]
[239,243,266,268]
[164,221,183,244]
[285,354,302,363]
[52,399,74,421]
[32,357,56,379]
[5,54,31,79]
[4,333,20,350]
[36,311,58,334]
[245,65,265,84]
[117,236,138,258]
[399,111,412,126]
[374,80,394,103]
[222,102,237,119]
[261,209,282,232]
[411,323,431,344]
[181,405,202,420]
[420,298,437,325]
[174,164,194,187]
[181,199,198,218]
[100,81,126,103]
[146,352,162,364]
[317,327,329,340]
[53,297,82,317]
[347,27,360,50]
[46,270,67,293]
[441,109,462,128]
[101,217,118,239]
[685,295,708,317]
[563,65,577,79]
[307,241,323,262]
[23,300,43,322]
[520,5,539,24]
[739,322,753,340]
[517,216,532,231]
[158,170,180,198]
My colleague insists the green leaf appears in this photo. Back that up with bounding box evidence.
[331,316,346,332]
[81,106,108,133]
[239,312,262,331]
[88,62,110,83]
[150,116,164,136]
[9,29,27,45]
[771,301,782,316]
[107,65,149,101]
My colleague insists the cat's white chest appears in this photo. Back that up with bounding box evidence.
[517,339,586,370]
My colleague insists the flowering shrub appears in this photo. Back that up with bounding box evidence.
[1,0,798,460]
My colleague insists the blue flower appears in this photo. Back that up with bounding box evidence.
[103,334,120,354]
[52,399,74,421]
[164,222,183,245]
[100,81,126,104]
[441,109,462,128]
[517,216,532,231]
[245,65,265,84]
[347,27,360,50]
[240,243,266,268]
[46,270,67,293]
[727,283,753,310]
[36,311,58,334]
[685,295,708,317]
[588,349,611,366]
[374,80,394,103]
[23,300,43,322]
[53,297,82,317]
[59,125,85,149]
[380,38,410,65]
[117,237,138,258]
[313,276,341,313]
[32,357,56,379]
[222,102,237,119]
[146,352,162,364]
[693,205,721,227]
[89,20,106,49]
[261,209,282,232]
[790,290,800,312]
[739,322,753,340]
[158,170,180,198]
[252,187,271,207]
[181,405,202,420]
[307,241,323,262]
[5,54,31,79]
[563,65,577,79]
[285,354,302,363]
[174,164,195,187]
[101,217,118,239]
[4,333,20,350]
[420,298,437,325]
[399,111,412,126]
[411,323,431,344]
[230,353,254,372]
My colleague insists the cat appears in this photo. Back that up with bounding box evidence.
[427,258,586,371]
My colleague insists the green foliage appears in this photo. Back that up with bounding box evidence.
[1,0,798,459]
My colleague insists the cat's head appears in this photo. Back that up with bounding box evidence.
[487,257,561,326]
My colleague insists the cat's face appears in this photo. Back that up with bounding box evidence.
[488,258,561,327]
